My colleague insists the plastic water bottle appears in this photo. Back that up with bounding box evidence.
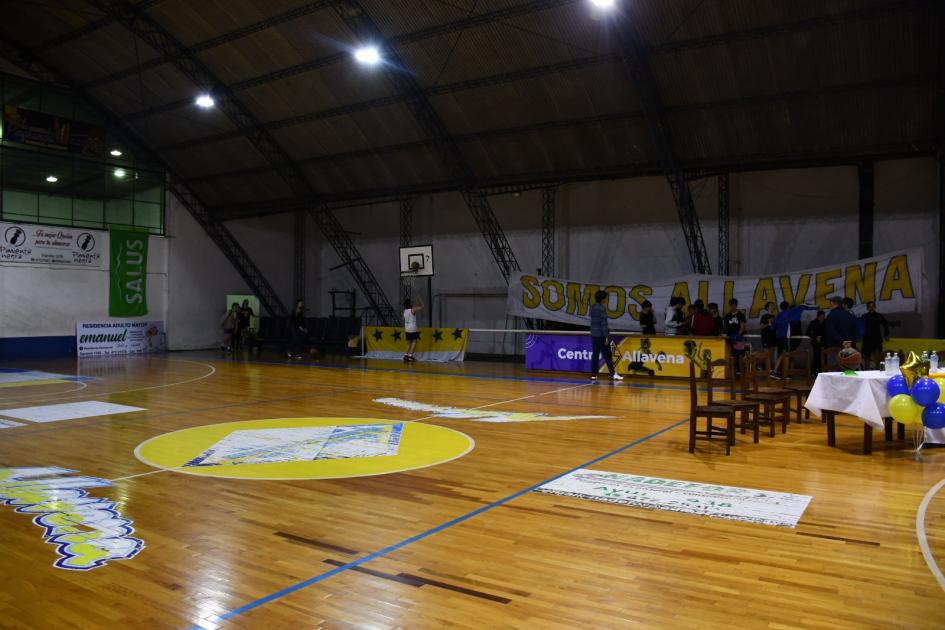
[883,353,892,376]
[931,351,939,374]
[890,353,899,374]
[921,350,930,363]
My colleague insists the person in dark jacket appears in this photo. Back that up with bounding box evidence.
[287,299,308,359]
[690,299,714,336]
[590,290,623,381]
[860,300,890,368]
[707,303,723,336]
[806,310,826,373]
[639,300,656,335]
[824,296,860,348]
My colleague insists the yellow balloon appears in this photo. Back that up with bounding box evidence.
[936,378,945,404]
[888,393,922,426]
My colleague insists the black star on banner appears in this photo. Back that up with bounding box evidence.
[432,330,443,342]
[372,329,384,341]
[451,328,464,340]
[392,330,402,341]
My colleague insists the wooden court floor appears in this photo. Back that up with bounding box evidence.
[0,351,944,629]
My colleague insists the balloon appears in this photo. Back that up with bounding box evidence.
[888,394,922,426]
[934,377,945,403]
[922,403,945,430]
[886,375,909,397]
[911,378,941,407]
[900,351,930,389]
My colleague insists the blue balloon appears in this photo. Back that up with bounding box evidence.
[922,403,945,430]
[886,375,909,398]
[911,378,941,407]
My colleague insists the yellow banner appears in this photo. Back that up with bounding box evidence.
[609,335,728,377]
[365,327,468,362]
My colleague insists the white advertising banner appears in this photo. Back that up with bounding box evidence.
[536,469,812,528]
[76,321,165,358]
[0,222,103,267]
[507,248,923,330]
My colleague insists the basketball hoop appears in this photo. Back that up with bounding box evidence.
[410,261,421,272]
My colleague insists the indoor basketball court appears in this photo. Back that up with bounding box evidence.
[1,1,944,629]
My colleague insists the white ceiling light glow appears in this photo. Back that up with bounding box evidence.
[195,94,215,108]
[110,149,123,157]
[113,168,127,179]
[590,0,616,8]
[354,46,381,65]
[45,175,58,183]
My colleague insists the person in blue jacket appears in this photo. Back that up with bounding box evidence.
[771,301,818,377]
[824,296,860,349]
[589,290,623,381]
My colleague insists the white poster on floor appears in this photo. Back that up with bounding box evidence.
[536,469,812,528]
[0,222,103,267]
[76,321,165,357]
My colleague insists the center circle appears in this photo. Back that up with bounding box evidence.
[134,417,474,480]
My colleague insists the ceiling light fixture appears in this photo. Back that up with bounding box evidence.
[353,45,381,65]
[45,175,58,183]
[110,149,123,157]
[590,0,616,8]
[113,168,127,178]
[195,94,215,108]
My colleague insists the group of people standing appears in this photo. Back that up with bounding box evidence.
[220,299,256,353]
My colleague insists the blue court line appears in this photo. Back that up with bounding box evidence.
[187,416,688,629]
[207,354,692,392]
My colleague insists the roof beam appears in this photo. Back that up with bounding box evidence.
[85,0,398,325]
[330,0,523,284]
[612,8,711,273]
[211,142,935,221]
[116,0,926,126]
[184,73,935,187]
[29,0,167,55]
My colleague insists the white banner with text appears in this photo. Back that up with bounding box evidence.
[76,321,165,358]
[0,222,103,267]
[507,248,922,330]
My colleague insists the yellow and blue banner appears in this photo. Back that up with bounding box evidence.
[364,326,468,362]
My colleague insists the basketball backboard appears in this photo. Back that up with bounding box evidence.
[399,244,434,277]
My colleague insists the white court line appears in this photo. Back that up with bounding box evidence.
[0,380,89,403]
[0,359,216,405]
[916,478,945,593]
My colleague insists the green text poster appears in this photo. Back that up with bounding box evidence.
[109,228,148,316]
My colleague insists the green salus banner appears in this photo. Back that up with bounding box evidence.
[109,228,148,317]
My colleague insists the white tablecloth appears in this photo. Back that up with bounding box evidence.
[805,370,945,443]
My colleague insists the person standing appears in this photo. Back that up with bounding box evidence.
[707,303,723,336]
[639,300,656,335]
[403,298,423,362]
[860,300,891,368]
[220,302,239,352]
[665,297,687,336]
[824,296,859,349]
[772,301,817,375]
[724,298,747,363]
[590,290,623,381]
[806,310,826,373]
[236,299,255,351]
[690,300,714,336]
[287,299,308,359]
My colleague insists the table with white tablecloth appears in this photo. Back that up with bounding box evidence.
[805,370,945,453]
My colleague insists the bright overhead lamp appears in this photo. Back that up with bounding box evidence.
[110,149,123,157]
[590,0,616,8]
[353,45,381,65]
[113,168,127,179]
[195,94,215,108]
[45,175,58,183]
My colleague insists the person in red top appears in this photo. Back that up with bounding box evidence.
[690,299,715,336]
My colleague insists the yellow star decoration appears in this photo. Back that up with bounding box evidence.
[899,350,930,389]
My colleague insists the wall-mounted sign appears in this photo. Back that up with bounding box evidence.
[0,222,103,267]
[76,320,165,358]
[2,105,106,157]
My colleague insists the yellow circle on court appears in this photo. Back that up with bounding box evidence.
[134,417,474,480]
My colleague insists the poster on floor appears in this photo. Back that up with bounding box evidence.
[507,248,922,331]
[0,222,103,266]
[536,469,812,528]
[76,320,165,357]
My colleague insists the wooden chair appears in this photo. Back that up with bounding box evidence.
[688,361,735,455]
[822,346,842,372]
[776,350,813,423]
[704,358,760,444]
[740,353,792,436]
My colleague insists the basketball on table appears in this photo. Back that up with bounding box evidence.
[838,346,862,370]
